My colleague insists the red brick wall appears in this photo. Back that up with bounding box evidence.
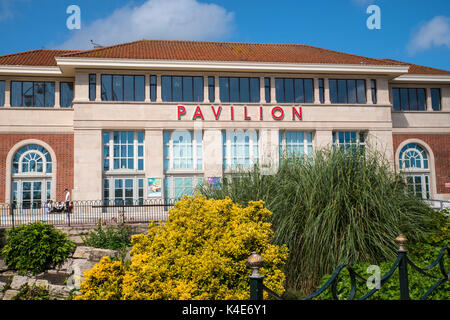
[393,134,450,195]
[0,134,74,203]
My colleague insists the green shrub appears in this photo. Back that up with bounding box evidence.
[12,284,50,300]
[316,215,449,300]
[0,222,76,275]
[200,146,440,295]
[82,220,132,251]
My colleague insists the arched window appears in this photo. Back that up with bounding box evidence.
[398,143,430,199]
[11,144,53,209]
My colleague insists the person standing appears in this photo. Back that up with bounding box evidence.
[64,188,71,214]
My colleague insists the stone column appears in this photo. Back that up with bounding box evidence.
[314,130,333,150]
[203,129,223,178]
[324,78,331,104]
[4,80,10,107]
[314,78,320,104]
[426,88,432,111]
[270,77,276,104]
[73,129,103,201]
[145,130,164,199]
[214,75,220,103]
[55,81,61,108]
[259,128,279,174]
[366,79,373,105]
[156,74,162,102]
[260,76,265,103]
[95,73,101,102]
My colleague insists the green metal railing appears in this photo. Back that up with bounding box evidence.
[247,234,449,300]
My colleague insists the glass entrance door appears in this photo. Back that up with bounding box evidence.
[405,174,430,200]
[13,179,51,209]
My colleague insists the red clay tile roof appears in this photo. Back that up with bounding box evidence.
[0,40,448,76]
[0,49,82,66]
[376,58,450,75]
[60,39,395,66]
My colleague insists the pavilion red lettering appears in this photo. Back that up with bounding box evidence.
[230,106,234,120]
[211,106,222,120]
[292,107,302,120]
[177,105,186,119]
[271,106,284,120]
[244,106,251,120]
[192,106,204,120]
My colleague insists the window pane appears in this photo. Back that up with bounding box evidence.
[318,78,324,103]
[134,75,145,101]
[347,80,357,104]
[183,76,193,102]
[329,80,338,104]
[275,78,284,103]
[371,79,377,104]
[219,77,229,102]
[338,80,347,103]
[284,78,294,103]
[417,89,426,111]
[208,76,215,102]
[11,81,22,106]
[193,76,203,102]
[89,74,96,101]
[112,75,123,101]
[250,78,259,102]
[101,75,112,101]
[408,89,418,111]
[172,76,182,101]
[34,82,45,107]
[60,82,74,108]
[23,82,33,107]
[400,88,409,110]
[161,76,172,101]
[431,88,441,111]
[150,75,157,101]
[304,79,314,103]
[239,77,250,102]
[264,77,271,103]
[229,77,239,102]
[124,75,134,101]
[356,80,366,104]
[392,88,400,110]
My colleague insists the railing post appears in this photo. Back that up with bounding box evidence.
[9,203,14,229]
[395,234,410,300]
[247,251,265,300]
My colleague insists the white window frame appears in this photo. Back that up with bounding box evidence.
[164,130,203,172]
[223,129,259,171]
[279,131,314,159]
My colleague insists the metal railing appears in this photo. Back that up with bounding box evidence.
[247,234,449,300]
[0,198,180,228]
[426,199,450,212]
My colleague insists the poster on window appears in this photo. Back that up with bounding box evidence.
[147,178,162,197]
[207,177,221,190]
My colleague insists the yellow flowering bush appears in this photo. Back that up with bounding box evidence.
[76,195,288,300]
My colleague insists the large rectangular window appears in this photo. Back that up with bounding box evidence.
[10,81,55,107]
[164,176,203,200]
[101,75,145,101]
[161,76,203,102]
[60,82,74,108]
[219,77,260,103]
[333,131,366,151]
[329,79,366,104]
[103,131,144,172]
[392,88,426,111]
[89,74,96,101]
[163,130,203,171]
[431,88,441,111]
[275,78,314,103]
[222,130,259,170]
[103,177,144,205]
[0,80,4,106]
[279,131,313,161]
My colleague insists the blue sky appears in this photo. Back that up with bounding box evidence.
[0,0,449,70]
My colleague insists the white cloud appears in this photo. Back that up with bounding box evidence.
[408,16,450,54]
[56,0,235,50]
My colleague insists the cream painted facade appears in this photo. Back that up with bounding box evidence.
[1,58,450,203]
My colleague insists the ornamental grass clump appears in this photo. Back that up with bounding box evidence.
[200,146,440,296]
[75,195,288,300]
